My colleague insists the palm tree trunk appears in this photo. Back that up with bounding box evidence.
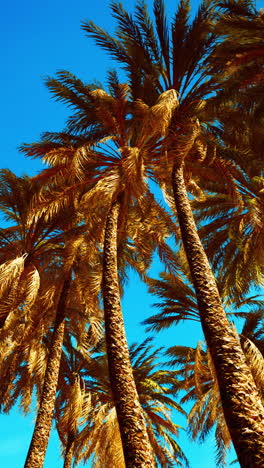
[24,276,71,468]
[63,432,75,468]
[102,197,155,468]
[172,162,264,467]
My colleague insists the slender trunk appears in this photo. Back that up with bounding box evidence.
[24,276,71,468]
[102,198,155,468]
[172,162,264,468]
[63,432,75,468]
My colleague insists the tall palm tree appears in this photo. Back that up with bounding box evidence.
[0,169,94,468]
[0,241,103,465]
[23,225,106,468]
[81,3,264,464]
[55,339,189,468]
[21,76,180,467]
[149,99,264,466]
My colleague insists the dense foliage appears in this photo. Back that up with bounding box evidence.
[0,1,263,467]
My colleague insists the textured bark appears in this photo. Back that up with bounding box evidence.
[24,276,71,468]
[63,433,75,468]
[172,162,264,468]
[102,198,155,468]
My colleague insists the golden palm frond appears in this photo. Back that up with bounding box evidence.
[23,267,40,311]
[59,375,86,437]
[27,339,47,382]
[120,146,146,197]
[146,89,179,137]
[167,342,231,467]
[240,335,264,399]
[0,254,27,298]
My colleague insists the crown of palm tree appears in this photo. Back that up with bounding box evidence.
[82,0,219,105]
[0,170,73,355]
[0,233,103,414]
[20,74,184,279]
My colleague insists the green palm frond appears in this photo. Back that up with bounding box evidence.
[81,19,132,66]
[153,0,170,83]
[82,0,219,103]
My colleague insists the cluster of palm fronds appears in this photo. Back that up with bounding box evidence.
[0,1,263,467]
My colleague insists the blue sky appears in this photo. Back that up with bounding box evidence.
[1,0,263,467]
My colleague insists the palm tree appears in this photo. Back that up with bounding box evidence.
[166,308,264,467]
[23,227,105,468]
[151,102,264,466]
[144,268,264,466]
[0,242,103,466]
[0,169,73,362]
[191,102,264,301]
[81,3,264,464]
[21,77,181,467]
[82,0,219,105]
[0,169,94,468]
[55,339,189,468]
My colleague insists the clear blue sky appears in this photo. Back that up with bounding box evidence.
[1,0,263,467]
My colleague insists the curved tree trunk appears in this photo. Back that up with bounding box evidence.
[102,197,155,468]
[24,276,71,468]
[172,162,264,467]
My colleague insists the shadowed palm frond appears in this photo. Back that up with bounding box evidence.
[56,339,188,468]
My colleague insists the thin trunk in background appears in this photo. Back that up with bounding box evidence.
[102,197,155,468]
[24,276,71,468]
[172,161,264,467]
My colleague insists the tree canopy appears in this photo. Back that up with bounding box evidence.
[0,1,263,467]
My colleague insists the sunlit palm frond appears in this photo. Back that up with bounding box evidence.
[0,255,27,298]
[240,335,264,399]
